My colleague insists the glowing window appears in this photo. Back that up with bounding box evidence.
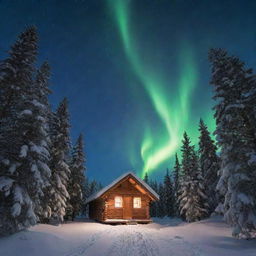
[115,196,123,208]
[133,197,141,208]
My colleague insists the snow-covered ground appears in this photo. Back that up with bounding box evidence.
[0,216,255,256]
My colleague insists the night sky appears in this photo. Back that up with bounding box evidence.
[1,0,256,185]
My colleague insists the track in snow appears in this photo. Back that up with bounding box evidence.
[107,227,159,256]
[65,225,205,256]
[65,229,112,256]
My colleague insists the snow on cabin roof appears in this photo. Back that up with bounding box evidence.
[85,172,159,204]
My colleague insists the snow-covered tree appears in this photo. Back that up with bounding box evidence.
[49,98,71,222]
[0,27,52,235]
[156,182,165,217]
[88,180,103,196]
[67,134,86,220]
[178,132,193,220]
[32,62,53,222]
[173,154,181,216]
[209,48,256,238]
[163,169,174,217]
[198,118,219,213]
[143,176,158,217]
[149,180,158,217]
[81,178,103,216]
[143,172,149,184]
[179,132,209,222]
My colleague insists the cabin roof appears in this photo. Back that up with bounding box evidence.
[85,172,159,204]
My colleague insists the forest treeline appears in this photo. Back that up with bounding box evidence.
[144,118,218,222]
[145,48,256,239]
[0,27,102,235]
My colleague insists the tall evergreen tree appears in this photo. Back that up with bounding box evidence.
[149,180,158,217]
[198,118,219,213]
[143,172,149,184]
[88,180,103,196]
[209,48,256,238]
[179,132,209,222]
[178,132,193,220]
[163,169,173,217]
[156,182,165,217]
[67,134,86,220]
[82,178,103,216]
[173,154,181,216]
[0,27,52,235]
[0,27,36,121]
[49,98,71,222]
[33,62,52,222]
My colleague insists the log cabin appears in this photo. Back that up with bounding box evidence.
[85,172,159,224]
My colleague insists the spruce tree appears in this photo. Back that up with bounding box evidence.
[143,172,149,184]
[82,178,102,216]
[67,134,86,220]
[89,180,103,194]
[179,132,209,222]
[173,154,181,216]
[49,98,71,222]
[149,180,158,217]
[163,169,173,217]
[157,182,165,217]
[178,132,193,220]
[33,62,52,222]
[198,118,219,213]
[209,48,256,238]
[0,27,52,234]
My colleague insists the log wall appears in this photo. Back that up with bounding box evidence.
[105,179,150,220]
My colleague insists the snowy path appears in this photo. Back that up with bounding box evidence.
[65,230,108,256]
[65,225,160,256]
[64,223,224,256]
[64,224,206,256]
[106,226,159,256]
[0,217,256,256]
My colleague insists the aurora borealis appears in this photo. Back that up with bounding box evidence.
[1,0,256,184]
[110,0,213,177]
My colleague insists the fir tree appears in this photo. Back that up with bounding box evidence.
[163,169,174,217]
[67,134,86,220]
[143,172,149,184]
[178,132,193,220]
[209,48,256,238]
[180,132,192,177]
[0,27,52,235]
[0,27,37,121]
[149,180,158,217]
[179,132,209,222]
[33,62,52,222]
[157,182,165,217]
[88,180,103,195]
[81,177,100,216]
[198,118,219,213]
[49,98,71,222]
[173,154,181,216]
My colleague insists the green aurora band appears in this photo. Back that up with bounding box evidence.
[110,0,214,177]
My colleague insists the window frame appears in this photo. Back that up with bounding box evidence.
[114,196,123,208]
[133,197,142,208]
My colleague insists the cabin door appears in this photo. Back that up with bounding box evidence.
[123,196,132,219]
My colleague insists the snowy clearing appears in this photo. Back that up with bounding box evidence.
[0,216,255,256]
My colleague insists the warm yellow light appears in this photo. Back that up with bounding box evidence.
[114,196,123,208]
[133,197,141,208]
